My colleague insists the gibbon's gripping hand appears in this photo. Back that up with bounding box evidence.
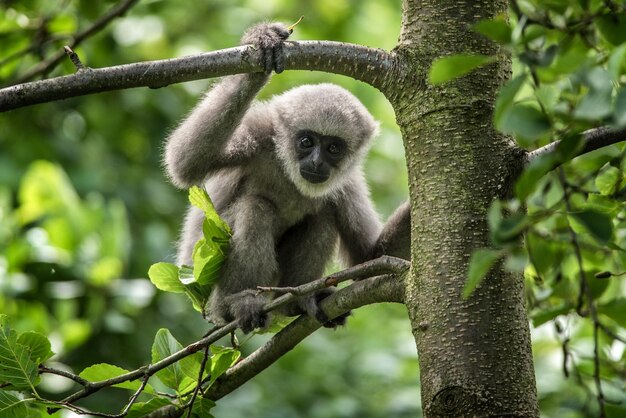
[298,288,350,329]
[240,22,291,74]
[225,290,270,334]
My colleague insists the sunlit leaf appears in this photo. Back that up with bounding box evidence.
[0,390,27,418]
[0,316,39,391]
[429,54,495,85]
[208,345,240,387]
[473,17,511,44]
[151,329,201,393]
[569,210,613,244]
[595,165,621,195]
[148,263,185,293]
[80,363,154,393]
[16,332,53,364]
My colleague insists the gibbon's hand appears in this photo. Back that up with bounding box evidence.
[240,22,291,74]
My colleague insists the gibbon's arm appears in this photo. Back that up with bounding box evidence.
[164,73,269,188]
[369,201,410,261]
[164,23,290,188]
[335,176,383,266]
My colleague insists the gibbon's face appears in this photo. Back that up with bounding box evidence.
[294,130,348,184]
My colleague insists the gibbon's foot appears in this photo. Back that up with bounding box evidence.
[241,22,291,74]
[225,290,270,334]
[298,288,351,329]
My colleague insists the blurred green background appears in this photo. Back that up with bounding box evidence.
[2,1,624,417]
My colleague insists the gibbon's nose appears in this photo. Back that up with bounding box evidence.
[311,148,323,169]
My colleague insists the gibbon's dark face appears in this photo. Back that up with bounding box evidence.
[294,130,348,184]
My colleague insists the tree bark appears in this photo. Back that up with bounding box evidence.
[385,1,538,416]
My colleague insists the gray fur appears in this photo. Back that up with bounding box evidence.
[164,23,382,332]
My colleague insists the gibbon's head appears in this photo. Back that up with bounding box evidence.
[271,83,379,198]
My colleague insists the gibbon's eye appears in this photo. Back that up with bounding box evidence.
[328,143,342,154]
[300,136,314,148]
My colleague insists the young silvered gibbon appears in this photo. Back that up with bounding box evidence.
[165,22,399,333]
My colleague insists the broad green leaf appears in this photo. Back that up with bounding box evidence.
[494,74,526,126]
[0,316,39,391]
[148,263,185,293]
[191,398,216,417]
[463,249,504,298]
[0,390,27,418]
[498,104,550,145]
[492,213,528,246]
[127,398,174,418]
[531,303,572,327]
[608,44,626,80]
[208,345,240,387]
[473,17,511,44]
[515,153,556,200]
[569,210,613,244]
[526,233,563,276]
[429,54,495,85]
[595,165,621,195]
[16,332,53,364]
[79,363,154,393]
[192,237,225,286]
[614,87,626,128]
[151,329,201,393]
[587,194,620,214]
[598,299,626,328]
[597,13,626,46]
[574,67,613,121]
[188,187,231,236]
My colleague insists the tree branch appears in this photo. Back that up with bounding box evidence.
[0,41,400,112]
[145,273,406,418]
[525,127,626,166]
[12,0,140,84]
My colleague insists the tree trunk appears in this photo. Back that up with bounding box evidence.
[385,1,539,416]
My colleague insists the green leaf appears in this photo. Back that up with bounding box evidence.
[191,398,216,417]
[0,390,27,418]
[192,236,225,286]
[598,299,626,328]
[208,345,240,387]
[127,398,175,418]
[0,316,39,391]
[463,249,504,298]
[595,165,622,195]
[498,104,551,145]
[531,303,572,327]
[614,87,626,128]
[569,210,613,244]
[608,44,626,80]
[151,329,201,393]
[492,213,528,246]
[597,13,626,46]
[188,187,231,236]
[16,332,53,364]
[515,153,556,200]
[494,74,526,126]
[148,263,185,293]
[587,194,620,214]
[79,363,154,393]
[473,17,511,44]
[429,54,495,85]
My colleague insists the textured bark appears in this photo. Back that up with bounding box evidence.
[384,0,538,416]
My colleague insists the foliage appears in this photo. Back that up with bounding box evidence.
[460,1,626,415]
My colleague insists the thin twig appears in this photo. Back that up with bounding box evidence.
[39,365,90,386]
[13,0,139,84]
[558,168,606,417]
[63,46,86,71]
[185,346,210,418]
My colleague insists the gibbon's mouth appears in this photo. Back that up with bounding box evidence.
[300,169,329,184]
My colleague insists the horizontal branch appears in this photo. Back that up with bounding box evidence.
[145,273,406,418]
[525,127,626,166]
[49,256,407,411]
[0,41,400,112]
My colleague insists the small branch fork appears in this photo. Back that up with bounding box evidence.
[37,256,408,417]
[525,127,626,166]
